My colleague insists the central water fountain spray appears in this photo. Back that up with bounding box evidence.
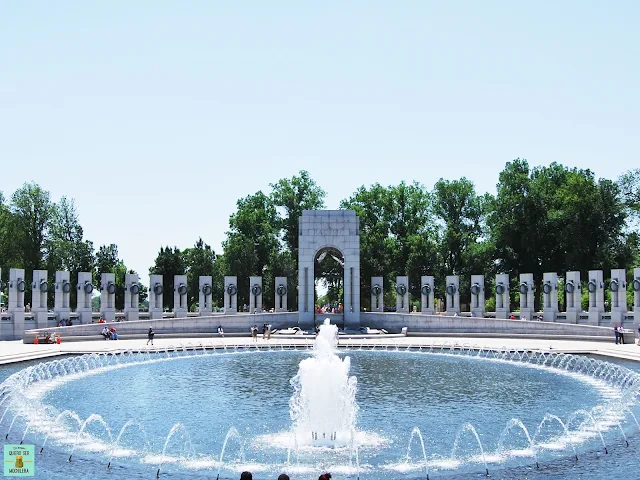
[289,319,358,447]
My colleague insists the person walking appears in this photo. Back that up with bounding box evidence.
[251,325,258,342]
[147,327,155,345]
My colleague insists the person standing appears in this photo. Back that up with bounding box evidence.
[147,327,155,345]
[614,324,620,344]
[251,325,258,342]
[618,325,625,344]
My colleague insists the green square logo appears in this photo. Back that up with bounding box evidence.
[4,444,35,476]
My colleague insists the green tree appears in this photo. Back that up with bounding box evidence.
[183,238,217,310]
[432,178,493,305]
[341,181,436,308]
[223,191,281,309]
[618,168,640,220]
[9,183,53,304]
[271,170,326,265]
[488,160,634,309]
[149,246,185,310]
[45,197,94,307]
[0,192,19,284]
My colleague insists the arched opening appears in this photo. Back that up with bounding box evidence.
[314,247,345,327]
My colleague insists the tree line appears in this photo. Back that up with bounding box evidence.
[2,162,639,313]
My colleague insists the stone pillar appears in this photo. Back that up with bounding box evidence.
[31,269,49,329]
[542,272,559,322]
[9,268,26,340]
[495,274,510,319]
[249,276,263,313]
[224,276,237,314]
[587,270,604,326]
[610,268,627,325]
[275,277,288,312]
[564,271,581,324]
[633,267,640,339]
[198,276,213,315]
[445,275,460,315]
[173,274,188,318]
[149,274,164,320]
[100,273,116,322]
[395,276,409,313]
[420,275,435,314]
[76,272,94,324]
[124,273,140,321]
[54,271,71,323]
[371,277,384,313]
[518,273,534,320]
[470,275,485,317]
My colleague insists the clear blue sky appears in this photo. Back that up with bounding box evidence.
[1,1,639,280]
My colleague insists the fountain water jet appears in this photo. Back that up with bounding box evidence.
[157,423,194,478]
[496,418,537,468]
[68,413,113,462]
[107,420,151,469]
[289,319,358,447]
[405,427,430,480]
[451,423,489,477]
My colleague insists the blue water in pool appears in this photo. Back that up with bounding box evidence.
[2,349,640,479]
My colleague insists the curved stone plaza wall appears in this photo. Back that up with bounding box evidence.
[21,311,625,343]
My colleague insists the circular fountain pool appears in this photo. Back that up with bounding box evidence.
[1,343,640,480]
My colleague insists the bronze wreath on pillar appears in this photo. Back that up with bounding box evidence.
[227,284,237,296]
[421,284,431,296]
[251,284,262,296]
[202,284,212,296]
[395,284,407,296]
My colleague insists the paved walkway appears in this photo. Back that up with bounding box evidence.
[2,335,640,365]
